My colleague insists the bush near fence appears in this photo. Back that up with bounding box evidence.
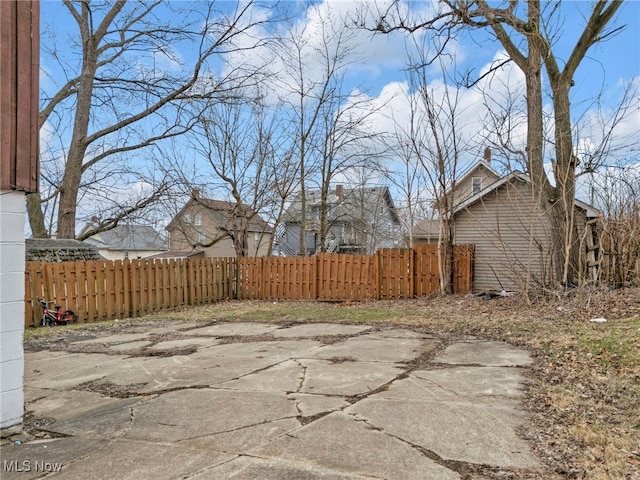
[24,245,474,327]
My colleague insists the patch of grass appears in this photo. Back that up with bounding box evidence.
[153,300,417,325]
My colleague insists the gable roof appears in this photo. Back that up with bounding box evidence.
[453,170,601,217]
[413,219,440,239]
[167,197,271,233]
[84,225,167,251]
[454,160,501,187]
[282,186,400,224]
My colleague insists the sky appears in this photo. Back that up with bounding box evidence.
[37,0,640,231]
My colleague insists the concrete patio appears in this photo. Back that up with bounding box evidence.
[1,321,551,479]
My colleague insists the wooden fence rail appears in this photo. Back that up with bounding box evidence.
[24,245,474,327]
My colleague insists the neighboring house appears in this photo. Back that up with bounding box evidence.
[413,157,501,245]
[81,224,167,260]
[412,151,600,293]
[276,185,402,256]
[412,219,440,245]
[165,193,272,258]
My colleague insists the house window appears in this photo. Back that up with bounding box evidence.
[184,212,192,224]
[194,212,202,226]
[198,231,205,244]
[472,177,482,195]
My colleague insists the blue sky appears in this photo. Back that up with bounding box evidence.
[37,0,640,229]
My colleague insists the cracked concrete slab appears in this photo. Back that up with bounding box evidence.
[218,359,305,393]
[190,456,384,479]
[272,323,371,338]
[23,353,126,390]
[387,367,528,401]
[23,389,140,437]
[108,340,153,352]
[287,393,350,418]
[199,338,323,357]
[46,438,235,480]
[124,389,300,443]
[251,411,460,480]
[94,354,284,393]
[298,359,406,396]
[434,340,533,367]
[311,335,437,363]
[179,418,301,454]
[364,328,434,340]
[347,398,540,469]
[186,322,280,336]
[4,321,550,480]
[145,336,219,351]
[0,436,109,480]
[70,333,151,344]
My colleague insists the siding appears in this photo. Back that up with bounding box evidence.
[453,179,553,292]
[452,164,500,208]
[97,249,166,261]
[169,203,272,258]
[0,1,39,193]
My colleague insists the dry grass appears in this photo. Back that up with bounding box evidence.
[24,287,640,479]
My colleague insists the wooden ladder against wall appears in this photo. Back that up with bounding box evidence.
[585,219,600,282]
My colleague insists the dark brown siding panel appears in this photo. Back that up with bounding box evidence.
[0,0,39,193]
[0,1,18,188]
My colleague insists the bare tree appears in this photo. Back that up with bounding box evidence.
[371,0,627,287]
[406,54,468,294]
[273,3,367,255]
[188,91,279,257]
[383,123,431,249]
[314,84,388,252]
[32,0,270,239]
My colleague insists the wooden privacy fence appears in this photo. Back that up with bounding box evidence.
[25,245,474,327]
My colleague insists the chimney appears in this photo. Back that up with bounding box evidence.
[335,184,344,202]
[483,147,491,163]
[191,188,200,199]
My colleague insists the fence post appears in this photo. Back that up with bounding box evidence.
[374,250,380,300]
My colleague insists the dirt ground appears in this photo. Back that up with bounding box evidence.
[23,287,640,479]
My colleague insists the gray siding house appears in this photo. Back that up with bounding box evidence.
[81,224,167,260]
[413,158,600,293]
[276,185,402,255]
[164,195,272,258]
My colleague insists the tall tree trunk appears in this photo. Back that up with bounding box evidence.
[551,80,579,285]
[26,193,49,238]
[55,2,98,238]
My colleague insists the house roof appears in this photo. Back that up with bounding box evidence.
[413,219,440,239]
[84,225,167,252]
[452,170,602,217]
[282,186,401,224]
[166,197,271,233]
[455,160,500,187]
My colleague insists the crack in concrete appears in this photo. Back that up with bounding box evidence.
[291,359,307,393]
[74,381,213,399]
[349,412,542,480]
[416,375,519,401]
[180,455,240,480]
[296,410,332,426]
[176,415,301,444]
[210,359,292,386]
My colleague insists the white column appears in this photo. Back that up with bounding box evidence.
[0,190,25,434]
